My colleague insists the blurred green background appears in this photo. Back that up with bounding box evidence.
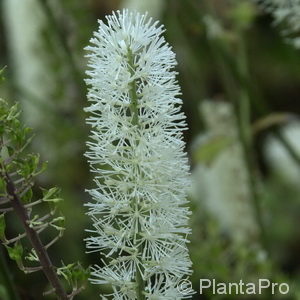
[0,0,300,299]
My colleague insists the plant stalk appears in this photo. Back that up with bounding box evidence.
[4,172,68,300]
[127,48,145,300]
[235,33,267,249]
[202,0,267,249]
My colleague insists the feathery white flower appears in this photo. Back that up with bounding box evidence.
[255,0,300,48]
[84,10,193,299]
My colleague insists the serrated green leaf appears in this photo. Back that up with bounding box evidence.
[31,154,40,173]
[18,162,31,178]
[22,187,33,203]
[42,187,59,198]
[57,263,74,284]
[71,264,90,283]
[5,241,23,264]
[7,104,19,121]
[41,187,61,206]
[34,161,48,176]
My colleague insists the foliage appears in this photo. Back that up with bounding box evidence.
[0,100,89,299]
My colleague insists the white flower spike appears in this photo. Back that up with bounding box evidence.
[84,9,193,299]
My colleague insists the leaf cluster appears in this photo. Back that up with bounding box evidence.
[0,100,89,299]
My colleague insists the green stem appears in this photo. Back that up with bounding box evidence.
[127,49,145,300]
[235,34,267,249]
[0,246,21,300]
[3,172,69,300]
[202,0,267,249]
[128,49,139,127]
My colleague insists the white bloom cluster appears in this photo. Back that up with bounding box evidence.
[256,0,300,48]
[84,10,193,299]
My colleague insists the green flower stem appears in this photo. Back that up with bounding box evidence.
[127,48,145,300]
[128,49,139,127]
